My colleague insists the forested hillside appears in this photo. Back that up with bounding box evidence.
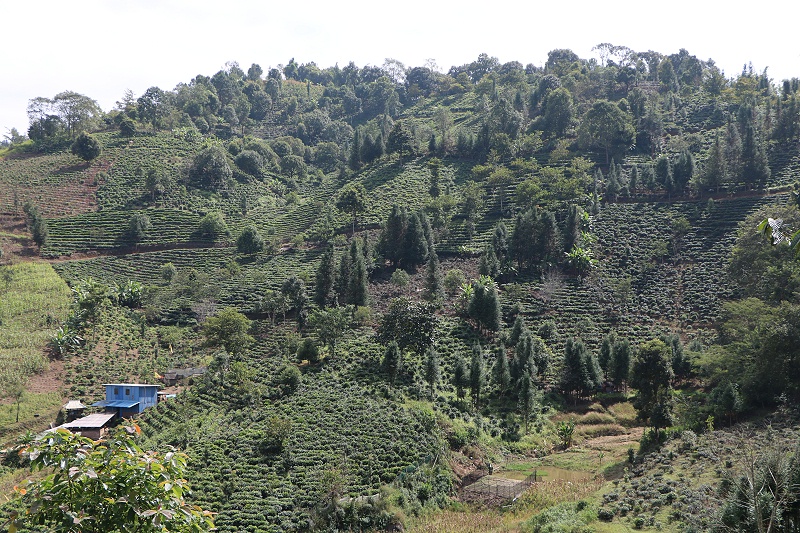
[2,47,800,532]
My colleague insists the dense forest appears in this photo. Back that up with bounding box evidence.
[2,45,800,532]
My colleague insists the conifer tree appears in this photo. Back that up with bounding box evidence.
[349,128,362,170]
[518,369,539,433]
[335,249,351,305]
[470,343,486,409]
[611,339,632,391]
[379,205,408,267]
[401,212,429,268]
[424,345,441,397]
[382,341,402,386]
[509,315,526,346]
[453,355,469,403]
[423,247,443,305]
[492,342,511,397]
[347,238,369,306]
[314,245,336,308]
[478,244,500,278]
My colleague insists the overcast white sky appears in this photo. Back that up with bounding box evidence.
[2,0,798,136]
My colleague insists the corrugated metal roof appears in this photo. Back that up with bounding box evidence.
[92,400,140,408]
[63,400,87,410]
[102,383,160,388]
[60,413,116,429]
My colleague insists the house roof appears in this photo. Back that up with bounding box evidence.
[60,413,116,430]
[92,400,140,408]
[103,383,160,388]
[63,400,87,410]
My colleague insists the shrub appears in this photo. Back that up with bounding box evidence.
[198,212,229,241]
[443,269,465,294]
[70,132,102,161]
[298,337,319,363]
[236,226,264,255]
[390,269,410,288]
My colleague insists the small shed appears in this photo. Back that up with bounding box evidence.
[162,367,206,387]
[63,400,87,421]
[92,383,160,418]
[58,412,116,440]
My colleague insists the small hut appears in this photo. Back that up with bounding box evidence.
[63,400,87,422]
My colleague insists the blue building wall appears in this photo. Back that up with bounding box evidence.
[104,384,159,416]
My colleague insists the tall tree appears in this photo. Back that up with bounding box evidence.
[314,245,336,308]
[424,345,441,398]
[336,182,367,235]
[470,343,486,409]
[382,341,402,386]
[630,339,674,435]
[578,100,635,164]
[492,342,511,396]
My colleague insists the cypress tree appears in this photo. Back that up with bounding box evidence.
[453,355,469,403]
[470,343,486,409]
[599,333,615,379]
[563,204,583,253]
[509,315,526,346]
[382,341,401,386]
[424,345,441,397]
[401,212,429,269]
[492,342,511,397]
[347,239,369,306]
[379,205,408,267]
[423,247,443,305]
[335,249,351,305]
[314,245,336,308]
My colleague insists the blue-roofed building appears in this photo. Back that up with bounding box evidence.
[92,383,160,418]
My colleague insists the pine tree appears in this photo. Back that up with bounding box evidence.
[470,343,486,409]
[492,342,511,397]
[382,341,402,386]
[701,132,727,193]
[335,249,351,305]
[424,345,441,397]
[599,333,616,379]
[347,239,369,306]
[379,205,408,267]
[401,212,429,269]
[453,355,469,403]
[423,247,443,305]
[563,204,583,253]
[509,315,526,346]
[314,245,336,308]
[518,369,539,433]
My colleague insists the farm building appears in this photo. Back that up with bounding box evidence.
[162,367,206,386]
[92,383,160,418]
[58,412,116,440]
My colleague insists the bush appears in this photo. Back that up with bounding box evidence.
[127,212,151,242]
[390,269,410,288]
[297,337,319,363]
[236,226,264,255]
[71,132,102,161]
[443,269,465,294]
[198,212,229,241]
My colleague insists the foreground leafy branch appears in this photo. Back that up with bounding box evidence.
[6,425,214,533]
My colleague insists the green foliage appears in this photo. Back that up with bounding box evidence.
[382,341,402,385]
[70,132,102,161]
[236,225,264,255]
[126,212,151,242]
[201,307,253,356]
[189,145,232,191]
[631,339,674,434]
[376,297,437,355]
[7,425,214,533]
[197,212,229,241]
[557,419,576,448]
[297,337,320,364]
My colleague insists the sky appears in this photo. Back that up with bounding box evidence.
[2,0,798,137]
